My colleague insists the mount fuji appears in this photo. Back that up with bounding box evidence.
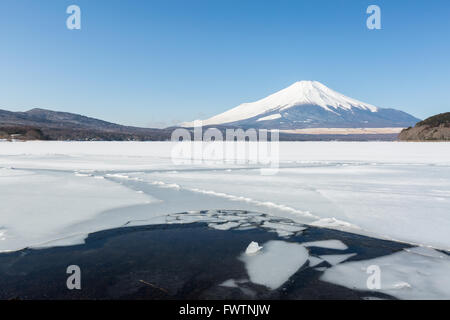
[181,81,420,129]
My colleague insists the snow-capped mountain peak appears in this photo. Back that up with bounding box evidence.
[181,81,419,129]
[279,80,378,112]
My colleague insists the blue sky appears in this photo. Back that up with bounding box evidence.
[0,0,449,127]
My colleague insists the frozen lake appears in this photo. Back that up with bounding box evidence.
[0,210,448,300]
[1,141,450,299]
[1,141,449,251]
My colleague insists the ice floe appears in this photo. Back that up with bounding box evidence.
[303,240,348,250]
[160,210,308,237]
[308,256,324,267]
[319,253,357,266]
[209,221,242,230]
[320,247,450,299]
[245,241,263,255]
[219,279,239,288]
[240,240,309,290]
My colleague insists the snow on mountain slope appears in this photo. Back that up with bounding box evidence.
[181,81,420,129]
[257,113,282,122]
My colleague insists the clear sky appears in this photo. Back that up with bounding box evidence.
[0,0,449,127]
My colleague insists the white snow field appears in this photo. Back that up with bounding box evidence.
[0,141,449,252]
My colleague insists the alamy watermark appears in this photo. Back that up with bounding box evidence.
[366,5,381,30]
[366,264,381,290]
[66,5,81,30]
[63,5,381,32]
[66,265,81,290]
[64,5,381,31]
[170,121,280,175]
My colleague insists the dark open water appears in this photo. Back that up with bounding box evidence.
[0,211,411,300]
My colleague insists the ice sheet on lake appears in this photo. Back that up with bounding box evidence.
[308,256,324,267]
[1,141,450,250]
[239,240,309,290]
[147,210,309,238]
[310,218,360,230]
[32,233,89,249]
[319,253,356,265]
[140,161,450,250]
[1,141,449,168]
[261,221,306,237]
[315,267,328,272]
[404,246,447,259]
[303,240,348,250]
[320,247,450,300]
[209,221,241,230]
[0,168,156,252]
